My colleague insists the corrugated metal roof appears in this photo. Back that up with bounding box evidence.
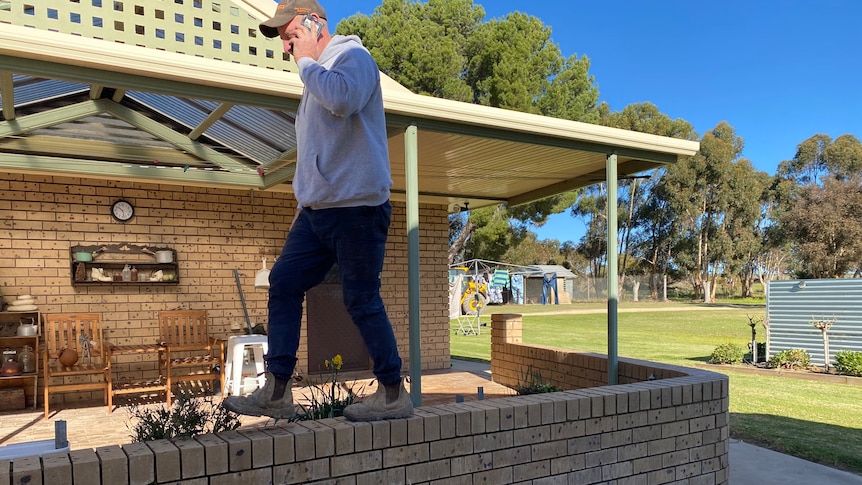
[528,265,578,279]
[126,91,291,164]
[13,77,87,107]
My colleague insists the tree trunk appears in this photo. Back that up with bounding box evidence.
[649,245,660,300]
[632,280,640,302]
[448,219,475,265]
[756,264,766,289]
[700,204,714,303]
[741,276,752,298]
[710,268,719,301]
[618,181,639,303]
[822,331,830,371]
[696,228,705,299]
[740,260,754,298]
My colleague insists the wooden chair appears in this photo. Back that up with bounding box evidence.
[42,313,111,418]
[158,310,225,406]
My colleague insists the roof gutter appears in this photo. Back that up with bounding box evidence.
[382,90,699,158]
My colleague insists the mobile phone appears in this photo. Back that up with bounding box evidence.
[300,14,323,40]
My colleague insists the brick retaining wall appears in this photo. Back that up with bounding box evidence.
[1,313,729,484]
[490,313,730,484]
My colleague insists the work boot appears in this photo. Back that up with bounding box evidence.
[343,378,413,422]
[221,372,295,419]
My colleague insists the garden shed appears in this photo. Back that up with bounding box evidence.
[520,264,577,304]
[766,278,862,366]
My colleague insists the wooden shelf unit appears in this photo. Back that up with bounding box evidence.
[70,243,179,286]
[0,311,40,409]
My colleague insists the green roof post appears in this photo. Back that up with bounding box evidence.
[405,124,422,406]
[607,152,619,386]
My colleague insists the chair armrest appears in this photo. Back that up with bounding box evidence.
[209,337,226,355]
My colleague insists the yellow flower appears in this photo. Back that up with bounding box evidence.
[332,354,343,370]
[324,359,331,369]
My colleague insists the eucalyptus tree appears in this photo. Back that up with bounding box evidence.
[662,122,746,302]
[632,176,680,299]
[772,134,862,277]
[781,176,862,278]
[712,160,771,297]
[604,104,697,297]
[569,103,696,298]
[777,134,862,186]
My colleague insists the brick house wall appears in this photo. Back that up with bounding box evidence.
[0,173,450,407]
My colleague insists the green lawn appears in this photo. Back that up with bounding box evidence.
[450,303,862,475]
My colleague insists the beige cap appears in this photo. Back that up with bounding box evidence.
[259,0,327,38]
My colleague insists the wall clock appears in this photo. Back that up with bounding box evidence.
[111,199,135,222]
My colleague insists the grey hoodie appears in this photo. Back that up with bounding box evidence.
[294,35,391,210]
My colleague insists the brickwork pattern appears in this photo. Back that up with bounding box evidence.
[0,313,729,484]
[0,174,450,407]
[490,313,730,484]
[490,314,688,391]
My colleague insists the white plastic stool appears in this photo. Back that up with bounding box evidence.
[224,335,268,396]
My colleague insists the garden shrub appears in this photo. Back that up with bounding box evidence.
[835,350,862,377]
[768,349,811,369]
[127,392,241,442]
[709,343,745,364]
[515,366,563,395]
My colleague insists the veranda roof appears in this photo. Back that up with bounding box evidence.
[0,0,698,211]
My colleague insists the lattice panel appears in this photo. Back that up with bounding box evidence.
[0,0,294,71]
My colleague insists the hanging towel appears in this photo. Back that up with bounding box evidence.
[511,274,524,304]
[492,269,509,288]
[449,274,463,319]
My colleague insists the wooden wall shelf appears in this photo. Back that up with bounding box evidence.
[70,243,179,286]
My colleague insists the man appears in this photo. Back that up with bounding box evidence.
[222,0,412,421]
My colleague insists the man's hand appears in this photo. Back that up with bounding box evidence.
[288,25,318,61]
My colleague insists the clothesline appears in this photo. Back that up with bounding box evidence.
[448,258,554,277]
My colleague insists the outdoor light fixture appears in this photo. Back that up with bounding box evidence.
[451,202,470,213]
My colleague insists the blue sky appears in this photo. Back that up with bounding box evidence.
[320,0,861,244]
